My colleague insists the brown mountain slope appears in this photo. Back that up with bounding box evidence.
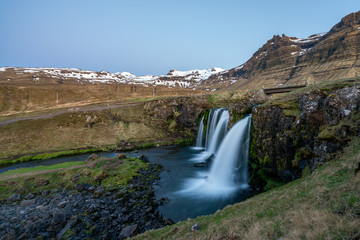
[204,11,360,91]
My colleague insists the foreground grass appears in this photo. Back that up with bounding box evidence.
[136,138,360,240]
[0,156,148,201]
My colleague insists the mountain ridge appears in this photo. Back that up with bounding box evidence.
[0,66,225,90]
[204,10,360,91]
[1,11,359,92]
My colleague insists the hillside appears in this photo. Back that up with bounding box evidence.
[203,11,360,91]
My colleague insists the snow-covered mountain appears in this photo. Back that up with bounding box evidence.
[0,67,225,89]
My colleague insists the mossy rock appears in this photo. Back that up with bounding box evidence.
[168,120,177,132]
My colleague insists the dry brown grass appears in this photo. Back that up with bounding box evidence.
[0,104,168,159]
[0,82,205,117]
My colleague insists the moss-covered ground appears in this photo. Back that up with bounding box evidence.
[0,156,148,201]
[136,137,360,239]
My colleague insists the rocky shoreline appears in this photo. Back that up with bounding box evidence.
[0,161,171,239]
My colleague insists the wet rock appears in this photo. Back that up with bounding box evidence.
[191,223,201,231]
[117,140,135,151]
[57,218,77,240]
[0,232,16,240]
[87,204,100,213]
[24,193,34,200]
[57,201,67,208]
[116,153,127,159]
[0,163,166,239]
[20,199,35,207]
[93,188,105,198]
[138,154,149,162]
[194,162,208,167]
[41,190,50,197]
[51,209,67,225]
[119,224,138,238]
[86,154,101,162]
[158,197,170,205]
[8,194,21,203]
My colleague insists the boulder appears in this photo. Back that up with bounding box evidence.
[119,224,138,238]
[116,153,127,159]
[8,194,21,203]
[138,154,149,162]
[93,188,105,198]
[86,154,101,162]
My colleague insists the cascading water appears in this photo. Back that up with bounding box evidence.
[207,110,229,154]
[195,116,205,148]
[208,115,251,188]
[181,109,252,198]
[205,109,225,150]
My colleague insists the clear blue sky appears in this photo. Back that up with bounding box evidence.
[0,0,358,76]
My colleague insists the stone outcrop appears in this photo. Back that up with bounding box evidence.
[250,80,360,186]
[0,163,169,239]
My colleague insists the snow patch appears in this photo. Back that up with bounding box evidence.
[290,32,327,44]
[166,67,225,81]
[6,67,225,88]
[299,48,312,56]
[235,64,245,71]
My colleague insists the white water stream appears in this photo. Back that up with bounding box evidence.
[178,109,251,198]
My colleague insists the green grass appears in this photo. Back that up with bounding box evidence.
[0,148,104,168]
[0,161,85,178]
[0,156,149,200]
[135,137,360,239]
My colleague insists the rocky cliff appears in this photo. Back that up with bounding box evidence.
[204,11,360,91]
[250,79,360,189]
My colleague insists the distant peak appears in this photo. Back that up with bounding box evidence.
[330,10,360,33]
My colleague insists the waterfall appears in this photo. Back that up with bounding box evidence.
[181,109,251,197]
[207,110,229,153]
[208,115,251,187]
[205,109,222,149]
[205,108,229,153]
[195,116,205,147]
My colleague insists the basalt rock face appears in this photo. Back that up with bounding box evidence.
[251,81,360,185]
[204,11,360,91]
[144,96,211,133]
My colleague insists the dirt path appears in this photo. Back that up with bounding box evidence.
[0,163,93,181]
[0,102,143,126]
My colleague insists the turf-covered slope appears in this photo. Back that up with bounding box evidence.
[204,11,360,91]
[135,138,360,239]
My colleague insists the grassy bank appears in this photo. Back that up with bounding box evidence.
[136,137,360,239]
[0,147,113,168]
[0,155,149,200]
